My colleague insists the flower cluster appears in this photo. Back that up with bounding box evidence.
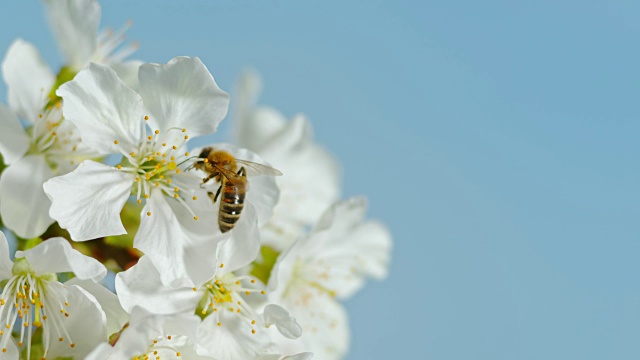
[0,1,392,359]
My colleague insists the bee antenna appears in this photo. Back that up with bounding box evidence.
[176,156,199,167]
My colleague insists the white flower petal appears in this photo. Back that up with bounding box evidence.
[115,256,201,315]
[43,0,100,70]
[0,231,13,280]
[198,310,279,360]
[236,106,287,152]
[138,57,229,137]
[44,283,107,359]
[281,353,314,360]
[278,294,348,360]
[111,60,143,91]
[263,304,302,339]
[56,63,144,155]
[1,39,55,122]
[0,154,55,238]
[43,160,134,241]
[135,189,219,287]
[115,308,202,359]
[84,342,116,360]
[215,203,260,272]
[311,198,392,299]
[65,278,128,336]
[0,104,29,165]
[18,237,106,281]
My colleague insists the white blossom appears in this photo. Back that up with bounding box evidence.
[0,231,108,359]
[0,39,97,238]
[234,71,341,250]
[43,0,142,88]
[267,198,392,359]
[43,57,234,287]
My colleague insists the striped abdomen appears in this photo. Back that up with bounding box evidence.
[218,179,246,233]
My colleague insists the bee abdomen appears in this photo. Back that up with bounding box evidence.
[218,184,245,233]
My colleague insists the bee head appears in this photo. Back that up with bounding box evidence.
[198,147,212,160]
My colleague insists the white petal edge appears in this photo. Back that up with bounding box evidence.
[43,0,100,70]
[18,237,106,281]
[138,56,229,138]
[0,231,13,280]
[43,160,134,241]
[263,304,303,339]
[65,278,128,336]
[56,63,144,155]
[0,104,29,165]
[0,154,55,238]
[1,39,55,122]
[115,256,201,315]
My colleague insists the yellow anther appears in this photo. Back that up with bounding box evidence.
[70,343,76,348]
[135,177,140,182]
[194,216,198,221]
[176,352,181,357]
[171,156,176,161]
[192,196,197,200]
[130,152,135,157]
[174,194,179,198]
[155,130,160,134]
[219,263,225,268]
[261,290,266,295]
[251,329,256,334]
[250,279,256,284]
[162,143,167,147]
[192,287,197,292]
[251,320,256,325]
[185,152,189,156]
[144,115,149,120]
[245,291,250,295]
[137,199,142,204]
[201,309,207,315]
[117,165,122,170]
[172,146,177,150]
[147,212,151,216]
[167,335,172,340]
[144,194,149,199]
[203,158,209,163]
[174,187,179,192]
[182,128,186,132]
[184,135,189,140]
[114,140,119,144]
[236,281,241,285]
[217,322,222,327]
[148,136,153,141]
[175,169,181,174]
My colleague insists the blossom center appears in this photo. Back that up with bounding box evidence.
[196,273,267,334]
[0,261,75,358]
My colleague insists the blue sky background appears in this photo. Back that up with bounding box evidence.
[1,1,640,359]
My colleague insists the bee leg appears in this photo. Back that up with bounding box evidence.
[237,167,247,177]
[213,185,222,202]
[200,173,218,188]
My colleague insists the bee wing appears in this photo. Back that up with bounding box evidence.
[214,166,247,187]
[235,159,283,177]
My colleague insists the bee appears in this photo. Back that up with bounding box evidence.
[194,147,282,233]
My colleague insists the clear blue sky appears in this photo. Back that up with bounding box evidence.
[1,1,640,359]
